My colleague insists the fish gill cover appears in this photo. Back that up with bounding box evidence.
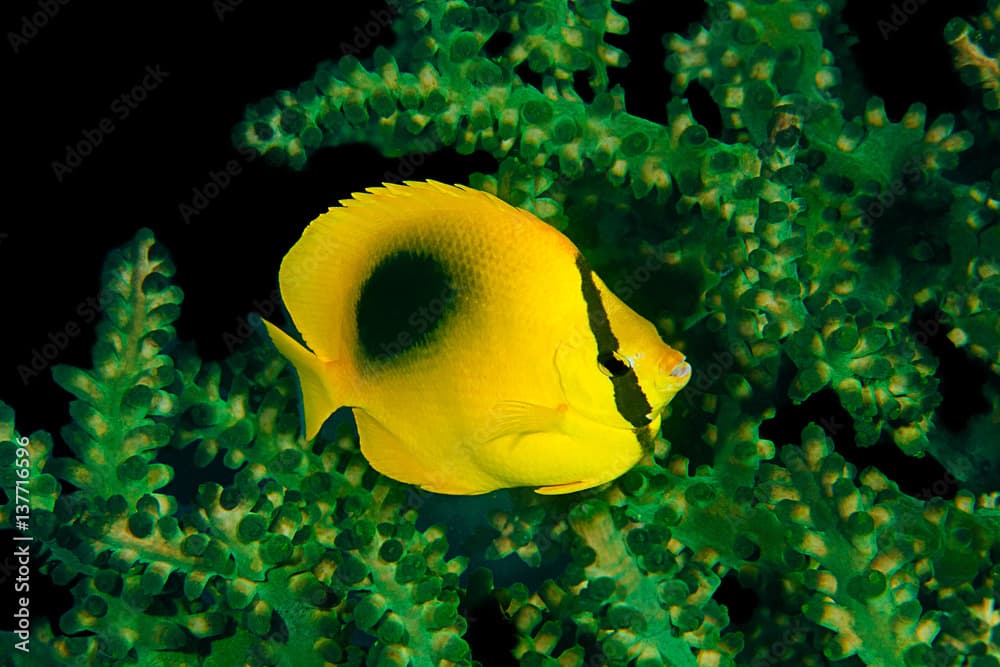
[2,0,999,665]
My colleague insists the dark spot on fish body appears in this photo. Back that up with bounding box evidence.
[355,250,457,365]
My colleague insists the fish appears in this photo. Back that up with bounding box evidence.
[261,180,691,495]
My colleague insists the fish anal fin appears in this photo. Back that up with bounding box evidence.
[353,409,494,495]
[477,401,569,444]
[353,409,416,483]
[418,481,496,496]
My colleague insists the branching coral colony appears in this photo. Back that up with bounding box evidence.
[4,0,1000,665]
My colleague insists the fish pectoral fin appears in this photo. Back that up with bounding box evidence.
[477,401,569,444]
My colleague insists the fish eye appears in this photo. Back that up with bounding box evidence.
[598,351,631,377]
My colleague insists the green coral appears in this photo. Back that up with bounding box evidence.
[5,0,1000,665]
[946,1,1000,112]
[2,231,469,666]
[232,0,987,458]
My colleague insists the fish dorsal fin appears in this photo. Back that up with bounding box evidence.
[279,181,541,367]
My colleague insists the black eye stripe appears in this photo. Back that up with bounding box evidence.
[598,351,631,376]
[575,254,652,428]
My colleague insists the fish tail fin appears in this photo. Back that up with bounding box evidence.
[260,317,348,439]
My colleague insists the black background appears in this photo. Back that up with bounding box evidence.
[1,0,981,430]
[1,0,987,659]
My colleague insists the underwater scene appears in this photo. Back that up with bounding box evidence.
[2,0,999,665]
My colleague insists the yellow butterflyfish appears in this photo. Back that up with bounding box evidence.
[262,180,691,495]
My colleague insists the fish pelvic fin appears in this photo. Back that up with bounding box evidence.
[261,318,348,439]
[534,479,604,495]
[353,409,498,495]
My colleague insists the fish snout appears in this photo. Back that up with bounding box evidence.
[658,349,691,388]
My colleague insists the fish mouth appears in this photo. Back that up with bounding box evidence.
[647,355,691,416]
[656,351,691,386]
[669,361,691,378]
